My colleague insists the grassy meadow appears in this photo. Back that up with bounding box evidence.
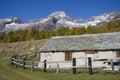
[0,40,120,80]
[0,54,120,80]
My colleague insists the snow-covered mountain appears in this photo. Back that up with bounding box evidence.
[0,11,120,33]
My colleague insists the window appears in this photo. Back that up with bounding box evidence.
[65,52,72,61]
[117,51,120,62]
[117,51,120,58]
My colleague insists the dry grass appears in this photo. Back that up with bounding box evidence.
[0,39,49,57]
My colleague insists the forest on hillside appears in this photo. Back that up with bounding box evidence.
[0,20,120,43]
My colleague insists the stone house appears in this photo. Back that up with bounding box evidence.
[39,32,120,70]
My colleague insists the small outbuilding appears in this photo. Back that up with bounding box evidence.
[39,32,120,70]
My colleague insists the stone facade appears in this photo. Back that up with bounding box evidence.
[38,51,116,68]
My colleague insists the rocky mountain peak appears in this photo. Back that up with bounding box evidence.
[48,11,71,21]
[0,17,22,24]
[48,11,66,18]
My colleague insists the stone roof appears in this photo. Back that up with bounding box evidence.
[40,32,120,52]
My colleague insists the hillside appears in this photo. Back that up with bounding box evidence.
[0,39,120,80]
[0,37,120,80]
[0,39,48,57]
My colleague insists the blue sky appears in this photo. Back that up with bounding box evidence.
[0,0,120,21]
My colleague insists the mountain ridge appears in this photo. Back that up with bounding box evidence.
[0,11,120,33]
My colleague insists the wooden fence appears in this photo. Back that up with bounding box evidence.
[10,55,120,75]
[10,55,40,71]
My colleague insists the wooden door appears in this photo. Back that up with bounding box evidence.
[65,52,72,61]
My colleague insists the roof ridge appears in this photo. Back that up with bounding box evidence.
[52,32,120,39]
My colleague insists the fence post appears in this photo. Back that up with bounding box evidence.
[88,57,93,75]
[14,55,18,68]
[111,60,115,73]
[20,58,22,68]
[22,58,26,69]
[31,61,34,71]
[72,58,76,74]
[43,60,47,72]
[11,55,14,65]
[56,62,59,73]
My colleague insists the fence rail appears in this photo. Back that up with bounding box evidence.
[10,55,120,74]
